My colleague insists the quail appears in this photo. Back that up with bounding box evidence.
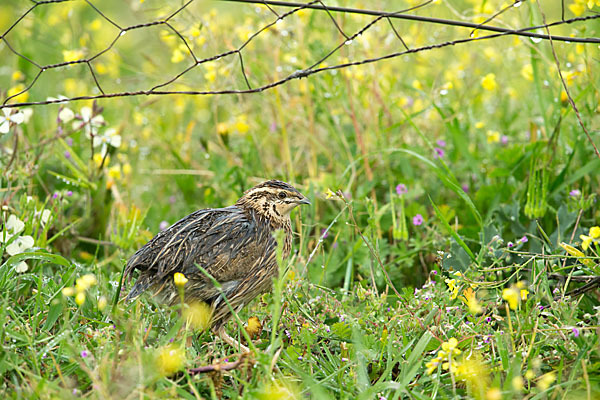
[124,180,310,350]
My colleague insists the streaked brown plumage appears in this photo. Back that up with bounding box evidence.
[124,180,309,338]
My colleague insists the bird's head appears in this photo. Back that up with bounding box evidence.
[236,180,310,220]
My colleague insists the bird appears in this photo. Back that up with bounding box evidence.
[123,180,310,350]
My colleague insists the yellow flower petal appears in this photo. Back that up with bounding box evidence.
[173,272,188,287]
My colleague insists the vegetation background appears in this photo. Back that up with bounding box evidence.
[0,0,599,398]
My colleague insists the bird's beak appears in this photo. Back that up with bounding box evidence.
[297,197,311,205]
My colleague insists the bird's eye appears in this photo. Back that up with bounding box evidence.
[278,191,286,199]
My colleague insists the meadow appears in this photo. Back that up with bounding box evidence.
[0,0,599,398]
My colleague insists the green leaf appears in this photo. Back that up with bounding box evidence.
[1,251,72,269]
[42,300,63,331]
[398,331,432,390]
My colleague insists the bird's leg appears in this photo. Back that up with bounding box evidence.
[214,327,249,353]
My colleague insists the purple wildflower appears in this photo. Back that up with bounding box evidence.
[321,228,329,239]
[269,121,277,133]
[572,327,580,338]
[332,242,338,249]
[341,357,348,362]
[66,137,73,146]
[298,356,303,361]
[436,139,447,147]
[569,189,581,197]
[538,305,544,311]
[412,214,424,226]
[507,242,514,248]
[432,270,437,275]
[520,235,528,243]
[159,221,169,231]
[64,151,71,159]
[66,190,73,197]
[52,192,59,199]
[396,184,407,196]
[485,317,492,323]
[461,184,469,193]
[80,350,89,358]
[433,147,445,158]
[501,135,509,145]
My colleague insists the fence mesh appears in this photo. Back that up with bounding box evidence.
[0,0,598,109]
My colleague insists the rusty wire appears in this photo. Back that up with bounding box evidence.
[0,0,598,109]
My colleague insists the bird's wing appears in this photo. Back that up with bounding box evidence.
[125,206,274,287]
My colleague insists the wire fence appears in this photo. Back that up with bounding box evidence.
[0,0,599,110]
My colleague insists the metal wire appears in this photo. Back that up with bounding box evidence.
[0,0,598,109]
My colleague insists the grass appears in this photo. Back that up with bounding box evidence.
[1,0,600,398]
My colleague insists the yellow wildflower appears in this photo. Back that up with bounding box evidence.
[108,165,121,180]
[520,289,529,301]
[88,19,102,31]
[569,2,585,15]
[62,287,75,296]
[412,80,423,90]
[475,121,485,129]
[173,272,188,287]
[485,388,502,400]
[502,287,519,310]
[426,358,441,375]
[217,122,229,135]
[75,274,97,292]
[93,153,109,168]
[183,302,212,331]
[445,278,459,300]
[98,296,107,311]
[245,316,262,339]
[589,226,600,238]
[189,26,201,37]
[156,344,186,376]
[11,71,24,81]
[234,115,250,134]
[7,84,29,103]
[257,379,299,400]
[75,292,86,306]
[560,90,569,103]
[521,64,533,81]
[122,163,132,176]
[441,337,461,355]
[62,49,84,62]
[580,234,592,251]
[512,376,524,391]
[171,48,185,64]
[325,189,337,199]
[461,287,483,314]
[481,73,497,91]
[537,372,555,391]
[487,130,500,143]
[525,369,535,380]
